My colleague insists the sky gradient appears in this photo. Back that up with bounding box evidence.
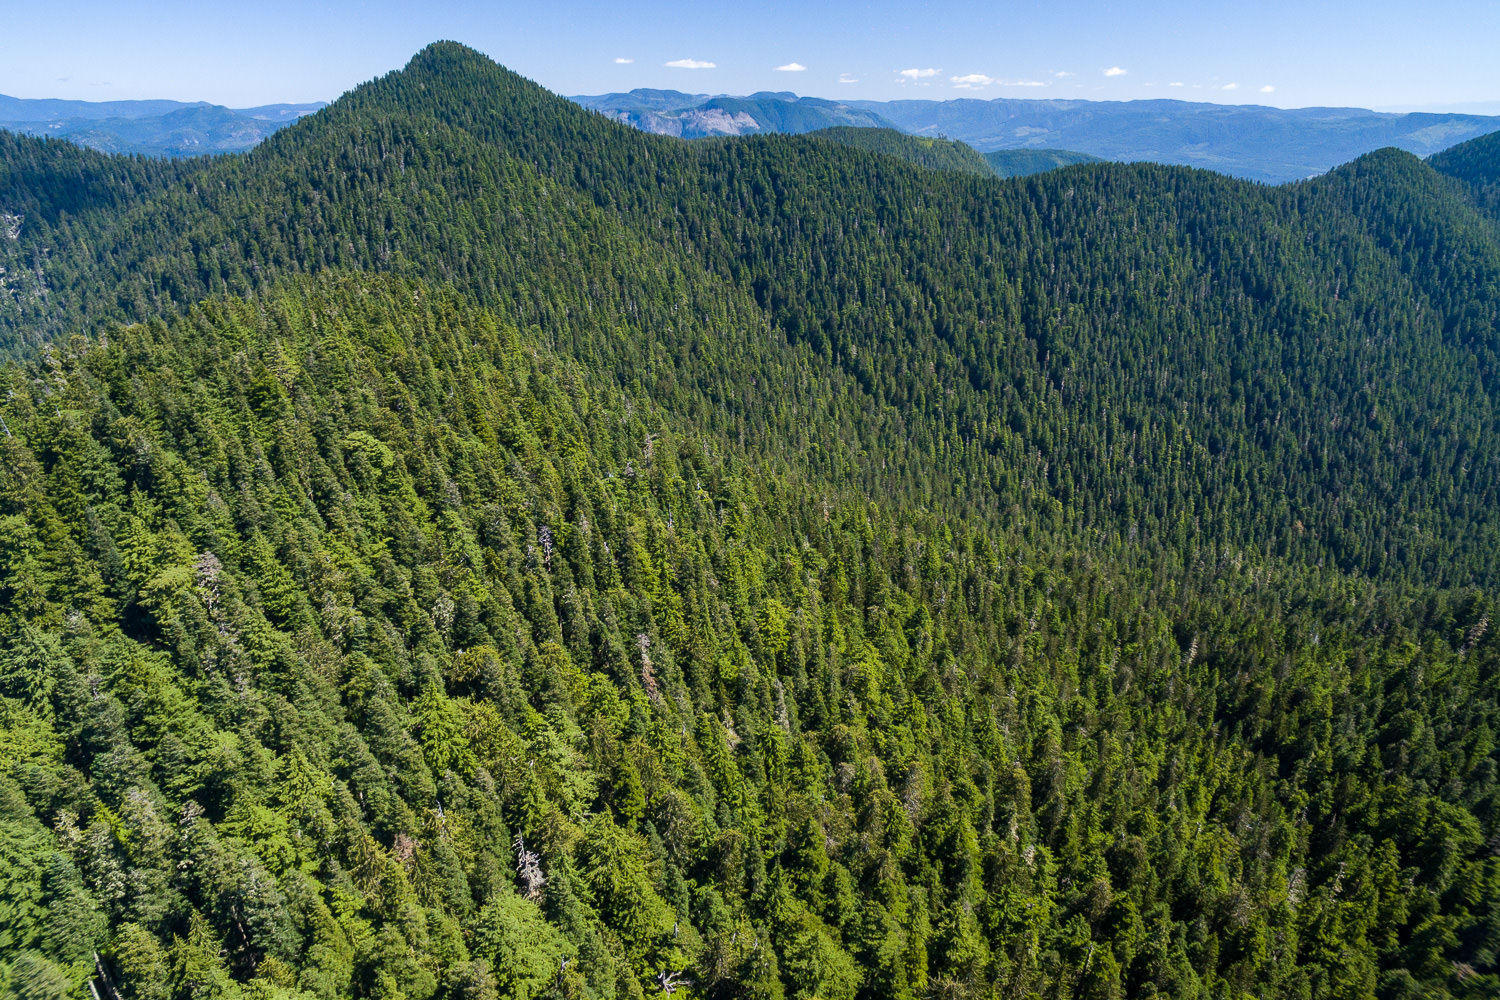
[1,1,1497,112]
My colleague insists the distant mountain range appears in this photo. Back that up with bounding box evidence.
[5,83,1497,183]
[0,94,324,156]
[572,89,1500,183]
[571,89,894,137]
[852,98,1500,182]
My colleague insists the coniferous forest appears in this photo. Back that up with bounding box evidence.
[0,42,1498,1000]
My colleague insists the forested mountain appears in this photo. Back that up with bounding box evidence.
[982,149,1103,178]
[799,131,1093,180]
[1,41,1498,1000]
[0,95,323,157]
[803,128,994,175]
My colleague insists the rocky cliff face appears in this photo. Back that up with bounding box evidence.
[602,106,762,137]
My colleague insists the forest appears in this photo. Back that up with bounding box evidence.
[0,41,1498,1000]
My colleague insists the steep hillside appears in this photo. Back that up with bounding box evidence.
[1432,128,1500,222]
[0,42,1498,1000]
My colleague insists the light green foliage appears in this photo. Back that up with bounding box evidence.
[471,894,574,1000]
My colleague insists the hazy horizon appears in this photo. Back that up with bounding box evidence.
[4,62,1499,121]
[1,0,1496,112]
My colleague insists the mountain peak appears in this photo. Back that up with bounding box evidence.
[378,40,546,102]
[404,40,497,75]
[288,40,602,150]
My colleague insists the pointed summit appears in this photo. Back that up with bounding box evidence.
[308,39,617,150]
[395,40,538,95]
[405,39,496,73]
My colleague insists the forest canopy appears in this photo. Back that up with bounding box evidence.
[0,41,1497,1000]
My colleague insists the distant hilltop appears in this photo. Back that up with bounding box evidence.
[0,94,325,156]
[4,78,1497,183]
[571,87,1500,183]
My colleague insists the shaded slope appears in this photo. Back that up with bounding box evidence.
[0,130,198,225]
[983,147,1103,177]
[1431,128,1500,223]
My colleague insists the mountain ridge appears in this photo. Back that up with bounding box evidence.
[570,87,1500,182]
[0,93,325,157]
[850,95,1500,181]
[6,66,1494,181]
[6,40,1500,586]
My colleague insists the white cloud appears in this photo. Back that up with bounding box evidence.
[980,77,1050,88]
[776,62,807,72]
[838,73,859,84]
[614,57,633,64]
[1054,70,1074,78]
[1259,84,1275,93]
[1222,82,1239,90]
[1103,66,1128,77]
[951,73,996,89]
[1168,81,1184,87]
[898,67,941,79]
[665,58,716,69]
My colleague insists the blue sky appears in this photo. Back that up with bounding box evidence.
[1,0,1497,111]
